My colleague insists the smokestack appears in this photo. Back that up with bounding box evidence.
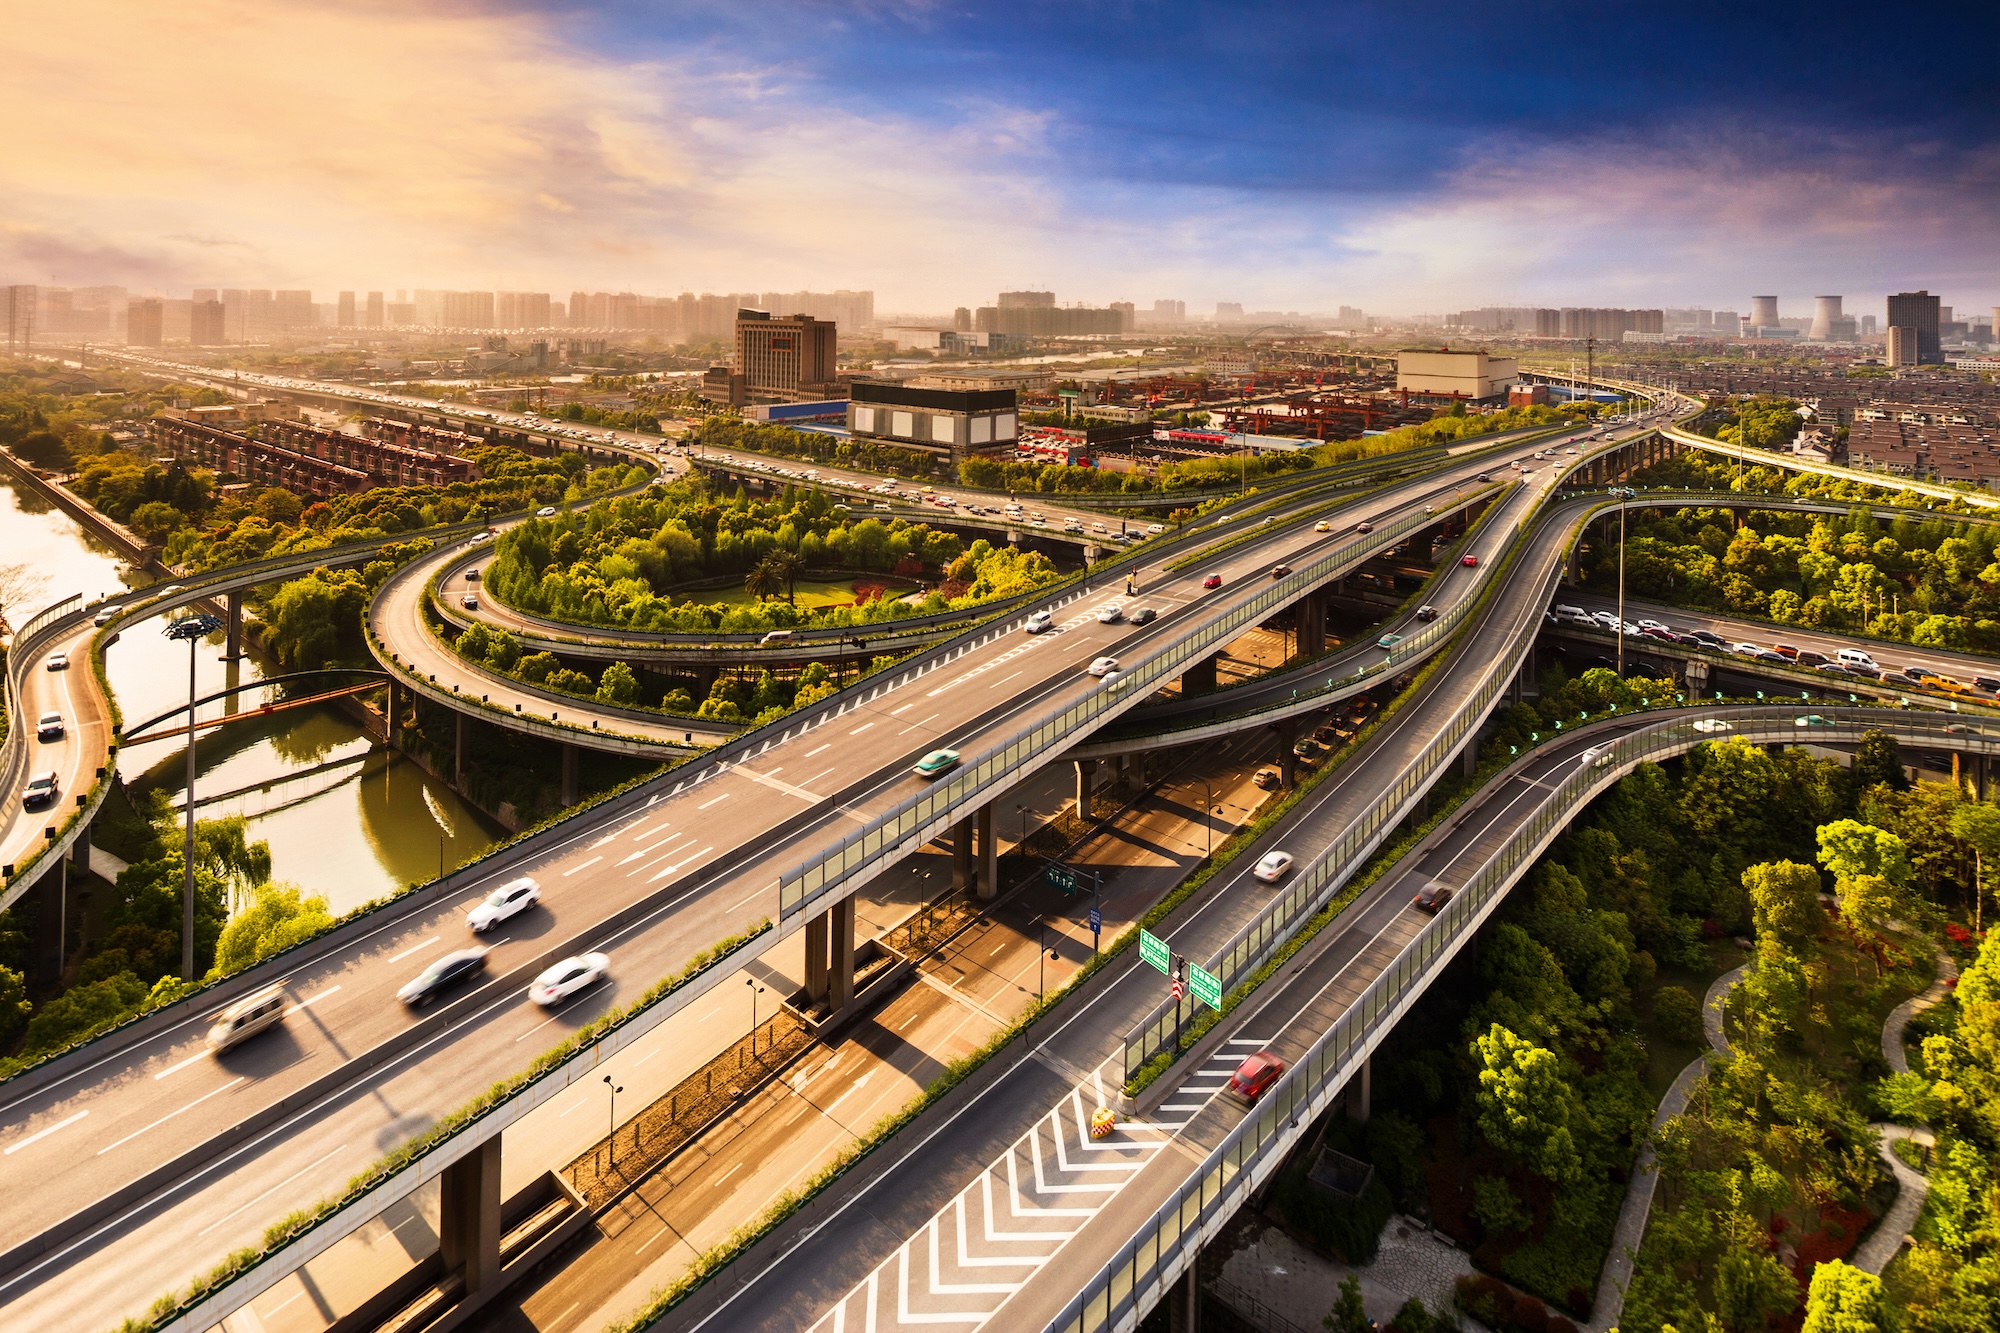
[1750,296,1780,332]
[1809,296,1842,341]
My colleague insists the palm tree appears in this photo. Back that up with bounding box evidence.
[744,559,784,603]
[763,550,804,605]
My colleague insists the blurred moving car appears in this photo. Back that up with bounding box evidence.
[1253,851,1294,882]
[529,953,611,1006]
[397,948,489,1005]
[1229,1051,1286,1102]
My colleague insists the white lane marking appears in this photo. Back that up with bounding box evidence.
[387,936,440,964]
[621,832,689,867]
[891,703,915,715]
[649,846,715,884]
[563,856,603,877]
[283,986,341,1018]
[712,1162,743,1188]
[849,722,875,736]
[898,713,939,736]
[4,1110,87,1156]
[197,1144,349,1237]
[98,1077,245,1155]
[730,766,824,803]
[514,1012,560,1044]
[822,1071,875,1119]
[698,792,731,810]
[805,743,833,758]
[154,1049,214,1080]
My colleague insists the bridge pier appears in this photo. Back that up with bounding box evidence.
[560,744,580,807]
[1180,652,1219,696]
[222,589,245,661]
[1169,1265,1201,1333]
[1346,1055,1372,1122]
[454,712,470,787]
[439,1136,503,1306]
[800,896,858,1017]
[384,679,402,747]
[1075,759,1099,820]
[30,863,69,988]
[805,912,830,1004]
[1274,718,1299,790]
[1294,588,1327,658]
[951,817,973,894]
[977,803,998,902]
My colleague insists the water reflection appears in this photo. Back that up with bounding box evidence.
[2,475,502,916]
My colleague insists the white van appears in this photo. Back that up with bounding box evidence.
[760,629,795,646]
[1836,647,1877,668]
[1553,603,1587,621]
[206,985,287,1053]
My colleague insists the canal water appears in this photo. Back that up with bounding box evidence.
[1,476,501,917]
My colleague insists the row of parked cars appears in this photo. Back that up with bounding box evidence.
[1551,604,2000,693]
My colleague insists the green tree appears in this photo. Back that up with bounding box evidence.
[128,500,187,541]
[1713,1244,1799,1330]
[0,963,29,1046]
[595,661,639,707]
[1817,820,1911,886]
[14,428,73,470]
[743,558,783,602]
[1472,1023,1582,1181]
[210,882,334,977]
[1323,1275,1369,1333]
[1802,1259,1884,1333]
[1950,803,2000,933]
[1652,985,1704,1045]
[1856,728,1909,792]
[1743,860,1826,951]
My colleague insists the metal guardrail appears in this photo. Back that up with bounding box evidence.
[1054,707,1995,1333]
[1119,496,1562,1074]
[776,484,1505,920]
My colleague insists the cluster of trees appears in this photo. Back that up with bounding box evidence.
[262,538,434,671]
[698,417,941,477]
[480,475,1061,634]
[527,400,663,434]
[165,445,642,571]
[1583,470,2000,652]
[1705,396,1808,452]
[0,793,327,1068]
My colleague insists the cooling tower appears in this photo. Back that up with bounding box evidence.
[1809,296,1842,341]
[1750,295,1780,331]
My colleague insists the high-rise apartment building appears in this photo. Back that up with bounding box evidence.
[189,299,226,346]
[733,308,839,402]
[758,290,874,329]
[1151,299,1185,324]
[1109,301,1136,332]
[4,286,33,351]
[1556,308,1663,339]
[365,292,384,327]
[1885,290,1942,365]
[275,290,314,329]
[1887,325,1919,368]
[998,291,1055,310]
[1215,302,1245,321]
[496,292,552,328]
[127,298,163,347]
[953,307,972,332]
[337,291,356,326]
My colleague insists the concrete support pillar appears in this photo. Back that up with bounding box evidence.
[384,679,401,743]
[804,911,830,1004]
[1275,719,1299,790]
[951,818,973,894]
[1074,759,1098,820]
[1464,743,1477,778]
[1169,1263,1201,1333]
[31,866,65,987]
[439,1136,503,1300]
[71,816,91,873]
[454,711,469,787]
[1180,652,1220,696]
[223,589,245,661]
[977,803,998,902]
[1295,589,1326,658]
[829,895,856,1016]
[1346,1056,1372,1122]
[560,744,579,807]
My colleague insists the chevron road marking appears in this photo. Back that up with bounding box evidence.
[807,1047,1257,1331]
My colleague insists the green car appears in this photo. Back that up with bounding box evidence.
[1377,633,1404,649]
[913,748,961,778]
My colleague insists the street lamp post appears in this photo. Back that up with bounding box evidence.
[603,1073,623,1165]
[746,976,765,1053]
[1616,499,1627,678]
[1201,778,1214,859]
[165,612,222,981]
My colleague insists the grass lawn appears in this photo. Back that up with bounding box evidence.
[1636,939,1749,1101]
[693,578,909,612]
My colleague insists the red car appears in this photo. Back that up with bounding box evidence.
[1229,1051,1286,1102]
[1202,574,1224,589]
[1461,554,1480,568]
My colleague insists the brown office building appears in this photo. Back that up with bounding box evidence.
[189,299,226,346]
[733,308,839,402]
[126,298,163,347]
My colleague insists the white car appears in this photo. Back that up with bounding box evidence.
[1096,604,1125,624]
[1253,851,1294,882]
[1691,718,1734,733]
[1591,610,1619,626]
[537,506,558,517]
[44,652,69,671]
[1087,656,1121,677]
[1147,523,1166,534]
[529,952,610,1006]
[1637,619,1669,632]
[467,876,540,932]
[1024,610,1054,635]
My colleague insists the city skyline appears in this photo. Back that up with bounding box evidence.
[6,1,1997,313]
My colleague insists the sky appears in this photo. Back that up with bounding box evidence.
[6,0,1999,317]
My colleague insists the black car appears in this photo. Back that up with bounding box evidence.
[397,947,489,1005]
[1976,675,2000,693]
[1127,606,1158,625]
[1416,605,1439,622]
[1269,565,1292,579]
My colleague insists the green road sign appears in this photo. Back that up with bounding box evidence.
[1044,863,1078,893]
[1139,928,1171,976]
[1188,962,1222,1010]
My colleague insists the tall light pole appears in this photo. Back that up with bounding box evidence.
[165,611,222,980]
[1201,778,1214,860]
[1616,498,1627,678]
[746,976,765,1053]
[603,1074,623,1166]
